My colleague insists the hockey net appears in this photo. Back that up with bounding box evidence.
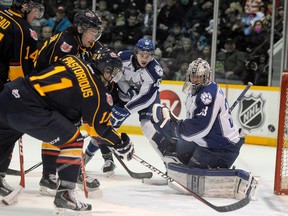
[274,72,288,195]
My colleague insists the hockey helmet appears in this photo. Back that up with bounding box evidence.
[182,58,211,95]
[135,38,154,53]
[91,47,123,83]
[13,0,44,18]
[74,9,103,41]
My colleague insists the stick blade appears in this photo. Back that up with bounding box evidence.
[2,185,24,205]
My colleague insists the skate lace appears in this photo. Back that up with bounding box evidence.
[68,189,88,209]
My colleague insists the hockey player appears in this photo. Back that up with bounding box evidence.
[0,0,45,197]
[34,9,103,194]
[0,47,134,211]
[83,38,163,175]
[151,58,258,200]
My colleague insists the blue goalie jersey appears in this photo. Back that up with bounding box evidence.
[177,82,241,149]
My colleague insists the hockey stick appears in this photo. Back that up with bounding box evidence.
[6,161,43,176]
[81,153,88,198]
[2,137,25,205]
[230,82,253,111]
[133,154,250,212]
[112,151,153,179]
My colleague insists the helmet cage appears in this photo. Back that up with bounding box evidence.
[182,58,211,95]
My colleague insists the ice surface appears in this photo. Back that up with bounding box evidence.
[0,135,287,216]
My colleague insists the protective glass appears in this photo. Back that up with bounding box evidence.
[83,27,102,42]
[110,67,123,83]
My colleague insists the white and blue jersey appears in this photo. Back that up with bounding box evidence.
[177,82,241,149]
[117,50,163,118]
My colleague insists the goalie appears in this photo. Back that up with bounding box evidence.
[150,58,258,200]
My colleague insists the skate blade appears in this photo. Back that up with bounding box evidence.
[53,207,93,216]
[39,186,56,196]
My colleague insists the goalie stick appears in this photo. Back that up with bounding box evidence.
[133,154,250,213]
[230,82,253,111]
[2,137,25,205]
[113,151,153,179]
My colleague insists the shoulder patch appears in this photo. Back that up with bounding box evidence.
[106,93,113,106]
[200,92,212,105]
[154,64,163,77]
[60,41,73,53]
[29,29,38,41]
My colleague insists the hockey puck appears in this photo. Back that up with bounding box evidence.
[142,178,168,185]
[268,124,275,132]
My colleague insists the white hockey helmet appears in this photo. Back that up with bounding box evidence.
[182,58,211,95]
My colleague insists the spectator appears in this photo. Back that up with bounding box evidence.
[157,0,184,44]
[183,0,213,36]
[173,60,189,81]
[245,20,269,55]
[47,6,72,34]
[73,0,92,15]
[173,37,197,66]
[37,25,53,49]
[121,11,144,50]
[216,38,248,83]
[44,0,74,22]
[197,44,211,63]
[111,35,124,53]
[246,52,269,85]
[96,0,113,22]
[141,2,154,36]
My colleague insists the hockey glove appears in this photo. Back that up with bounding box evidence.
[114,133,134,161]
[152,104,179,141]
[110,105,130,129]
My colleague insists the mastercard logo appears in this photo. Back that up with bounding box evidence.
[160,90,181,117]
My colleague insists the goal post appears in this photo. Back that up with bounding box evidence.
[274,72,288,195]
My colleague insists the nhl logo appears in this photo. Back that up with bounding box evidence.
[238,93,265,130]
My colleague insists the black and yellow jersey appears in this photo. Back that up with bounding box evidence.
[0,7,38,83]
[26,55,121,146]
[34,30,102,72]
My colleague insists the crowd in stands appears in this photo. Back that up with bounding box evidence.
[1,0,284,85]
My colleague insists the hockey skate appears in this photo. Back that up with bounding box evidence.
[39,173,58,196]
[0,176,14,197]
[53,188,92,215]
[77,173,100,191]
[102,153,116,177]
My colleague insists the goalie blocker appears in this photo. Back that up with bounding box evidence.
[167,163,259,200]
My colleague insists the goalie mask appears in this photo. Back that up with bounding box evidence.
[182,58,211,95]
[91,47,123,83]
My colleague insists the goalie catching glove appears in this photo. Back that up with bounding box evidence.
[114,133,134,160]
[152,104,180,141]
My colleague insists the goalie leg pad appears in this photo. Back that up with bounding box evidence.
[167,163,259,200]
